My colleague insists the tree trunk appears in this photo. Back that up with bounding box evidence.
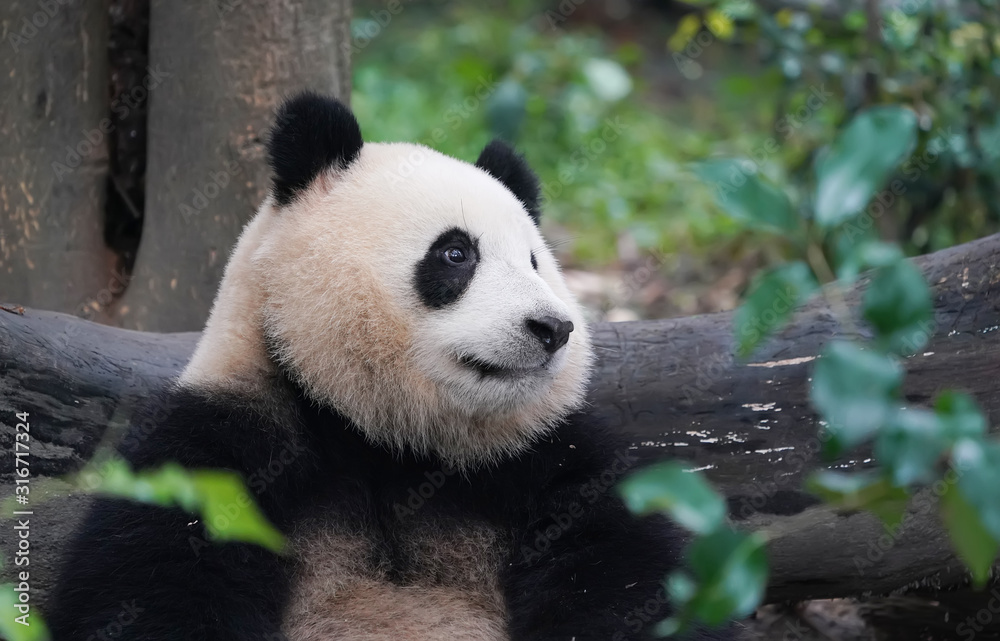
[0,0,115,322]
[3,232,998,610]
[114,0,353,332]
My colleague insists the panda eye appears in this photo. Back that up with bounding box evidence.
[442,247,467,265]
[530,252,538,271]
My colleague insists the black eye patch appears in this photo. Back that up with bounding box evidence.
[414,228,479,309]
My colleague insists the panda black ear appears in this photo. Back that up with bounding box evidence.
[267,91,363,207]
[475,139,542,225]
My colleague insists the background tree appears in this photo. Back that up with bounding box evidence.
[0,0,353,331]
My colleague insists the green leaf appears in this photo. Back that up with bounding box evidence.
[654,529,768,636]
[653,574,697,637]
[811,342,904,457]
[193,471,287,552]
[835,239,904,283]
[734,261,818,356]
[875,408,946,486]
[686,528,769,625]
[78,460,286,554]
[0,586,50,641]
[862,260,933,355]
[940,482,999,588]
[807,471,910,527]
[951,440,1000,543]
[814,106,918,228]
[695,159,798,233]
[618,462,727,535]
[936,391,987,442]
[876,392,987,490]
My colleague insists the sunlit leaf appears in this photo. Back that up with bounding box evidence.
[811,342,903,457]
[734,261,818,356]
[193,472,287,552]
[618,462,727,535]
[814,106,918,228]
[78,461,286,554]
[0,584,50,641]
[705,9,735,39]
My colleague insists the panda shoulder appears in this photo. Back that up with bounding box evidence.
[118,385,307,474]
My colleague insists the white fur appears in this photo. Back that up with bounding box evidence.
[181,142,594,466]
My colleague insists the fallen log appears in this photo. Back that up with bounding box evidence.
[1,232,998,608]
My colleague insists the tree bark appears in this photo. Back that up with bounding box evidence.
[0,0,116,321]
[114,0,353,332]
[1,232,998,608]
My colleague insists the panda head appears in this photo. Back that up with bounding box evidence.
[255,92,593,466]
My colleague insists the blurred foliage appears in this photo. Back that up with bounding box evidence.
[694,104,999,635]
[0,560,50,641]
[618,462,767,635]
[351,0,748,266]
[677,0,1000,255]
[352,0,999,272]
[74,457,286,553]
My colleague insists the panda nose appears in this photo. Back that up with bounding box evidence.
[526,316,574,354]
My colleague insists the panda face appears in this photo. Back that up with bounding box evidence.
[249,94,592,465]
[409,208,580,410]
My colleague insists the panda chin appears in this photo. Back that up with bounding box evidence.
[458,354,550,380]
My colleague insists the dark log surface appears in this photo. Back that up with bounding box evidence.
[1,233,998,610]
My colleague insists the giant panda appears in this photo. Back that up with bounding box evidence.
[48,93,737,641]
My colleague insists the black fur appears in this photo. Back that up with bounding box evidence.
[267,92,363,206]
[475,139,542,224]
[413,227,480,309]
[48,377,736,640]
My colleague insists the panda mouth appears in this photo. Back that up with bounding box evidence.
[458,355,543,378]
